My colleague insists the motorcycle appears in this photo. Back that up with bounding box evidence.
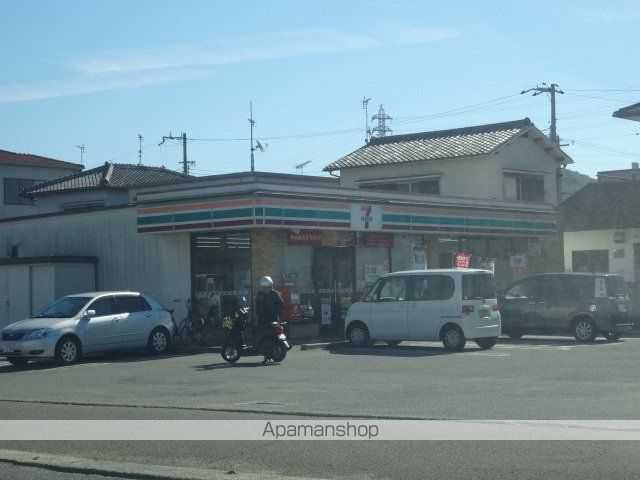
[220,306,292,364]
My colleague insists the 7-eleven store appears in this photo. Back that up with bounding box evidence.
[133,172,559,337]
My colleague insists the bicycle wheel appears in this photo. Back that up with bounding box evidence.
[180,316,205,347]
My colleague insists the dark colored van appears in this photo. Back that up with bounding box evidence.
[499,273,633,341]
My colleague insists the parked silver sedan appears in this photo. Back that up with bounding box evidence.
[0,291,173,367]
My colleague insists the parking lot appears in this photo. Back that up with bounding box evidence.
[1,336,639,479]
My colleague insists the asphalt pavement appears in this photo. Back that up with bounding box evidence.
[0,336,639,479]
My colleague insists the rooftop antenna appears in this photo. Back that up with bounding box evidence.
[371,104,392,138]
[361,97,371,143]
[295,160,311,175]
[75,144,85,165]
[249,101,256,172]
[137,134,143,165]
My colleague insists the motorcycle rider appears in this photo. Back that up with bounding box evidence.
[256,276,284,364]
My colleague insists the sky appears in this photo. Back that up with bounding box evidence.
[1,0,639,178]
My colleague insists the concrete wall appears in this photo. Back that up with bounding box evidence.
[338,135,559,206]
[0,164,80,219]
[0,208,192,321]
[563,228,640,282]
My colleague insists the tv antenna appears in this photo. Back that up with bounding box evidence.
[137,134,143,165]
[249,101,267,172]
[295,160,311,175]
[75,144,85,165]
[361,97,371,143]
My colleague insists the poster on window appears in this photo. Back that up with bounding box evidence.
[411,245,428,270]
[455,252,473,269]
[478,257,496,272]
[510,254,527,281]
[321,300,332,326]
[364,264,384,285]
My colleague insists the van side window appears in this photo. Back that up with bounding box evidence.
[374,277,407,302]
[505,277,538,300]
[410,275,455,301]
[562,276,594,302]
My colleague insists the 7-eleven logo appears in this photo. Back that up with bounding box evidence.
[360,205,373,229]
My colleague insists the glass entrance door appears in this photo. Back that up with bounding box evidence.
[313,246,355,331]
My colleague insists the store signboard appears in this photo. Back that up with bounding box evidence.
[287,230,323,245]
[320,231,356,247]
[455,252,473,269]
[361,232,394,248]
[351,204,382,231]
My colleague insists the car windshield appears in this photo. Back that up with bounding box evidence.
[462,273,496,300]
[31,296,92,319]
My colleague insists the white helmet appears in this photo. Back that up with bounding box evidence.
[259,276,273,287]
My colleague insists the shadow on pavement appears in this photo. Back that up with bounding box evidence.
[193,361,280,371]
[0,349,207,373]
[497,336,621,347]
[327,344,483,357]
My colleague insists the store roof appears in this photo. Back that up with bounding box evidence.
[324,118,571,171]
[0,149,83,170]
[613,102,640,121]
[24,162,190,196]
[561,180,640,231]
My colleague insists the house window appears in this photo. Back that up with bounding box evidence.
[3,178,38,205]
[572,250,609,273]
[410,179,440,194]
[359,178,440,195]
[517,175,545,202]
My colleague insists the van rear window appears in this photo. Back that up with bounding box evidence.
[605,276,628,297]
[462,273,496,300]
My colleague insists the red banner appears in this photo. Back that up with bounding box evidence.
[287,230,322,245]
[361,232,394,248]
[455,252,473,269]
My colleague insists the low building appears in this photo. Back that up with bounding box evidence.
[0,149,82,220]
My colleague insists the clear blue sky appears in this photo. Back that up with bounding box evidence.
[1,0,639,178]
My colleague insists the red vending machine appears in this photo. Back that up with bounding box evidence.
[278,285,301,321]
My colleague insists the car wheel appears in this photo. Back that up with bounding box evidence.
[573,318,596,342]
[385,340,402,346]
[7,358,29,367]
[475,337,498,349]
[505,330,524,339]
[604,332,622,341]
[442,325,466,351]
[55,336,81,365]
[148,327,171,355]
[347,323,371,347]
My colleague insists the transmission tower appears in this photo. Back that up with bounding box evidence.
[371,104,392,138]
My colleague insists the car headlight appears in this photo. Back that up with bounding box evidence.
[26,328,53,340]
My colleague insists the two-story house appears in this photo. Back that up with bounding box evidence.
[0,149,83,220]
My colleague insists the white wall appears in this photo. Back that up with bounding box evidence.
[563,228,640,282]
[0,207,192,321]
[0,164,80,219]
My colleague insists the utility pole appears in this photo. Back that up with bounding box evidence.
[361,97,371,143]
[521,83,565,205]
[75,144,85,165]
[159,132,193,174]
[249,101,256,173]
[137,134,143,165]
[520,83,564,146]
[371,104,393,138]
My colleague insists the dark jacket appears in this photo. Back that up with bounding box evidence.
[256,289,285,325]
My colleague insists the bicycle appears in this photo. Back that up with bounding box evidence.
[168,299,207,347]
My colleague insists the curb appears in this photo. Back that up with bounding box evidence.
[0,448,322,480]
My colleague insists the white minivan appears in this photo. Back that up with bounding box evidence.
[344,269,501,351]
